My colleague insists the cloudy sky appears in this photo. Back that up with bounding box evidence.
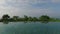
[0,0,60,18]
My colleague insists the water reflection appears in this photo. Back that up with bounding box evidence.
[3,22,9,24]
[23,21,49,24]
[0,22,60,34]
[41,21,49,24]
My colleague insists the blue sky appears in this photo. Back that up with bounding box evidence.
[0,0,60,18]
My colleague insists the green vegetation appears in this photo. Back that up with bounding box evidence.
[2,14,10,24]
[39,15,50,23]
[0,14,60,24]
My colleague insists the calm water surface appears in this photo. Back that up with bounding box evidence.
[0,22,60,34]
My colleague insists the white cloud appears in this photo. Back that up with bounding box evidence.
[0,0,59,18]
[51,0,60,3]
[5,0,49,8]
[0,0,5,4]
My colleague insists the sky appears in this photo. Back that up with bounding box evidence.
[0,0,60,18]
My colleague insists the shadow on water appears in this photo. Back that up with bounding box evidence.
[2,21,49,24]
[24,21,28,23]
[41,21,49,24]
[24,21,34,23]
[3,21,9,24]
[23,21,49,24]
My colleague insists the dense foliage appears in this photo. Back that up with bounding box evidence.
[0,14,59,24]
[2,14,10,24]
[39,15,50,23]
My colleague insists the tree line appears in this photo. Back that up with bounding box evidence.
[0,14,52,24]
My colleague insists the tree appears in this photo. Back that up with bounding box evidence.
[33,17,38,22]
[39,15,50,23]
[2,14,10,19]
[28,17,33,22]
[24,15,28,21]
[13,16,19,21]
[2,14,10,24]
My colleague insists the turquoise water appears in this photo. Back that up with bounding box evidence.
[0,22,60,34]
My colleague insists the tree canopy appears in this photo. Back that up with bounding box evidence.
[2,14,10,24]
[0,14,58,24]
[39,15,50,23]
